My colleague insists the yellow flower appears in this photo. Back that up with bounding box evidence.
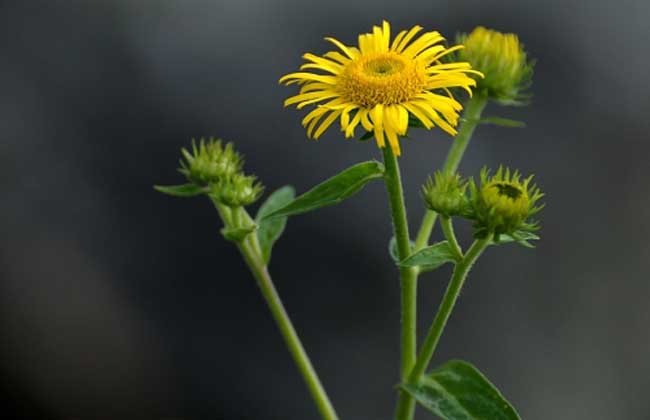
[280,21,481,156]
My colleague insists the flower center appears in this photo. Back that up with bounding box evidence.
[483,181,530,221]
[363,57,404,76]
[493,182,523,200]
[337,53,427,108]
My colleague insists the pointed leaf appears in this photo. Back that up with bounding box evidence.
[478,116,526,128]
[262,161,384,220]
[255,186,295,264]
[493,230,540,248]
[402,360,521,420]
[388,236,415,264]
[154,183,207,197]
[399,241,457,271]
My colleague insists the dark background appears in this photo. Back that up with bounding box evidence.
[2,1,649,419]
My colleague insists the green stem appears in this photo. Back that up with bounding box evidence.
[212,200,233,226]
[238,206,263,257]
[413,92,488,251]
[439,216,463,261]
[382,147,419,420]
[237,239,340,420]
[407,236,490,382]
[395,93,488,420]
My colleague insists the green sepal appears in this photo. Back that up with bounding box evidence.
[493,230,540,248]
[359,131,374,141]
[255,186,295,264]
[401,360,521,420]
[221,225,257,242]
[154,183,208,197]
[261,161,385,220]
[399,241,458,272]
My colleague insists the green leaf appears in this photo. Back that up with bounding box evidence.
[478,116,526,128]
[399,241,457,271]
[493,230,540,248]
[389,236,400,264]
[402,360,521,420]
[255,186,295,264]
[221,225,256,242]
[154,183,207,197]
[262,161,384,220]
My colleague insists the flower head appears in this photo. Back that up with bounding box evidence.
[211,173,264,207]
[169,137,264,207]
[422,171,468,217]
[280,21,481,156]
[457,27,533,105]
[179,138,243,185]
[468,166,543,238]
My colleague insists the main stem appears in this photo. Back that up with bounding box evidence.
[382,147,419,420]
[237,240,340,420]
[408,237,490,382]
[414,92,488,251]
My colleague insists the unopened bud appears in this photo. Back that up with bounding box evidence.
[179,138,243,185]
[211,173,264,207]
[468,166,544,238]
[458,27,534,105]
[421,171,468,217]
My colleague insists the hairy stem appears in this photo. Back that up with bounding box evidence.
[440,216,463,261]
[408,236,490,381]
[382,147,419,420]
[236,239,340,420]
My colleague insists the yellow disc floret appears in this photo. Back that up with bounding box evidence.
[280,21,482,156]
[338,52,427,108]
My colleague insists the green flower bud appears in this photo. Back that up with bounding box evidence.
[457,27,534,105]
[211,173,264,207]
[421,171,468,217]
[179,137,243,185]
[468,166,544,238]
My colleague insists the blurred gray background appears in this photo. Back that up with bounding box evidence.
[2,0,649,419]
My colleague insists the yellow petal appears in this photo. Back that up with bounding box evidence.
[394,25,423,53]
[313,109,343,139]
[369,104,384,130]
[384,124,401,156]
[391,29,407,51]
[345,110,363,138]
[374,126,386,148]
[324,37,357,59]
[403,103,433,129]
[360,109,374,131]
[279,72,337,86]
